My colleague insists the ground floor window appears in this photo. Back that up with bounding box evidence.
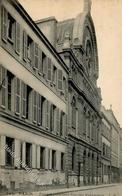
[5,137,14,166]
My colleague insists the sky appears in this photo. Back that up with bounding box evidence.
[18,0,122,127]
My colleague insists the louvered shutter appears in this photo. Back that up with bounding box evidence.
[15,78,21,115]
[21,82,27,118]
[30,41,34,67]
[0,66,7,108]
[47,58,52,81]
[23,31,27,61]
[58,69,63,91]
[43,55,48,78]
[63,113,67,137]
[45,148,49,169]
[37,94,42,125]
[34,43,39,69]
[45,100,50,129]
[33,90,37,123]
[56,108,60,135]
[50,104,53,132]
[56,151,61,171]
[1,6,7,42]
[15,22,20,54]
[49,149,52,170]
[38,48,43,74]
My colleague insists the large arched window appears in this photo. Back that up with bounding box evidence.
[71,97,76,129]
[72,146,76,171]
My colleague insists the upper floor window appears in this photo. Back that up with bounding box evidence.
[71,97,76,129]
[7,71,14,111]
[52,65,57,86]
[7,13,15,43]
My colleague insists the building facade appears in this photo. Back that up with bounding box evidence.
[0,0,121,193]
[103,108,120,183]
[101,106,111,184]
[0,0,69,192]
[36,0,102,186]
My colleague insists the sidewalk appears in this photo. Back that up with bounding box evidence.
[3,183,118,196]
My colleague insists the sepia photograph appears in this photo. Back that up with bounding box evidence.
[0,0,122,195]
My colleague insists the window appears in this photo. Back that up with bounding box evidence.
[61,153,65,171]
[58,69,63,91]
[103,143,105,156]
[40,146,45,169]
[41,96,46,126]
[27,36,34,65]
[7,71,14,111]
[72,97,76,129]
[26,143,32,168]
[52,65,57,86]
[42,52,47,77]
[26,86,32,119]
[72,147,76,171]
[0,65,7,108]
[52,150,56,170]
[63,77,66,96]
[7,13,15,43]
[5,137,14,166]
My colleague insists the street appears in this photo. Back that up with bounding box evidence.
[58,184,122,196]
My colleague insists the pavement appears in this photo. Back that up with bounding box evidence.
[3,183,119,196]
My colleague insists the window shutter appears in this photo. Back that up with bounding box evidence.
[30,41,34,67]
[58,69,63,91]
[15,22,20,54]
[21,82,27,118]
[33,90,37,123]
[1,6,7,42]
[56,108,60,135]
[49,149,52,170]
[43,56,48,78]
[37,94,42,125]
[15,78,21,115]
[34,43,39,69]
[23,31,27,61]
[45,148,49,169]
[47,58,52,81]
[45,100,50,129]
[56,151,61,171]
[63,113,67,137]
[0,65,7,108]
[38,48,43,74]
